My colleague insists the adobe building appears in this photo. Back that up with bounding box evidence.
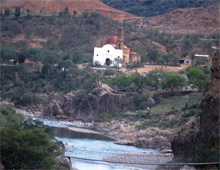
[93,28,141,67]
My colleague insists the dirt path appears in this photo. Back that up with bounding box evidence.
[121,64,188,74]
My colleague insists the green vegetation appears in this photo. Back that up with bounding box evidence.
[161,72,187,91]
[0,106,65,169]
[149,95,202,116]
[195,146,220,163]
[101,0,219,17]
[98,113,112,122]
[134,94,202,130]
[186,67,210,90]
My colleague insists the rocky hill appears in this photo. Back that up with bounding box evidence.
[1,0,219,35]
[171,50,220,167]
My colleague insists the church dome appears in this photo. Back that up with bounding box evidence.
[102,35,128,49]
[105,35,117,44]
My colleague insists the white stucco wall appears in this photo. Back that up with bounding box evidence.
[93,44,123,67]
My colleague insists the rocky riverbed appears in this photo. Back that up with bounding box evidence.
[1,99,175,151]
[10,105,175,151]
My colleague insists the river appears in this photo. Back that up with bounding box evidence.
[36,118,159,170]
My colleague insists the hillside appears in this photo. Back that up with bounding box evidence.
[1,0,219,35]
[125,6,220,35]
[101,0,219,17]
[0,0,137,21]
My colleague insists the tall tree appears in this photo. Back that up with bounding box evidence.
[4,8,10,17]
[15,6,21,18]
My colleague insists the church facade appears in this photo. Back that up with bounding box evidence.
[93,29,141,67]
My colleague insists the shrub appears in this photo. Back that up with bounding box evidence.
[20,92,44,106]
[195,108,202,118]
[98,113,112,122]
[195,146,220,163]
[134,94,149,110]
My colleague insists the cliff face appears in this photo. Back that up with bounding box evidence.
[44,85,138,121]
[171,50,220,162]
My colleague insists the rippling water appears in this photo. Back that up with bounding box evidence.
[37,118,158,170]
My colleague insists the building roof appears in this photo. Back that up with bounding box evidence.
[130,49,137,55]
[106,35,117,44]
[194,54,209,58]
[100,35,128,48]
[178,58,192,62]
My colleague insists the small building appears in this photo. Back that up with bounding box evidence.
[178,58,192,64]
[194,54,209,59]
[182,84,198,91]
[93,28,141,67]
[8,59,19,65]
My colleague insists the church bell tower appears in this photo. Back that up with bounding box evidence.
[116,28,124,49]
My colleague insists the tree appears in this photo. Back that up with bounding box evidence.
[186,67,210,90]
[26,9,31,18]
[130,73,147,93]
[115,72,132,91]
[146,51,160,64]
[15,6,21,18]
[73,10,77,16]
[146,69,164,91]
[0,127,62,169]
[0,107,64,170]
[59,7,70,18]
[161,72,187,91]
[4,8,10,17]
[163,53,177,65]
[0,47,19,62]
[0,10,3,18]
[82,11,89,18]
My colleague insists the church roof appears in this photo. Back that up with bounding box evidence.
[106,35,117,44]
[100,35,128,48]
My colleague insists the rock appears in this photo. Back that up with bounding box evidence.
[171,50,220,163]
[180,165,196,170]
[44,100,64,117]
[43,84,140,121]
[56,156,73,170]
[147,97,155,106]
[134,128,175,150]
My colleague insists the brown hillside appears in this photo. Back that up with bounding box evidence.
[0,0,137,21]
[1,0,219,35]
[125,6,220,35]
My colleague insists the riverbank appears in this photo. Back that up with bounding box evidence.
[0,101,175,151]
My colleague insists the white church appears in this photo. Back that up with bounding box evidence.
[93,29,141,67]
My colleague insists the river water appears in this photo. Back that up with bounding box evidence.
[37,118,158,170]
